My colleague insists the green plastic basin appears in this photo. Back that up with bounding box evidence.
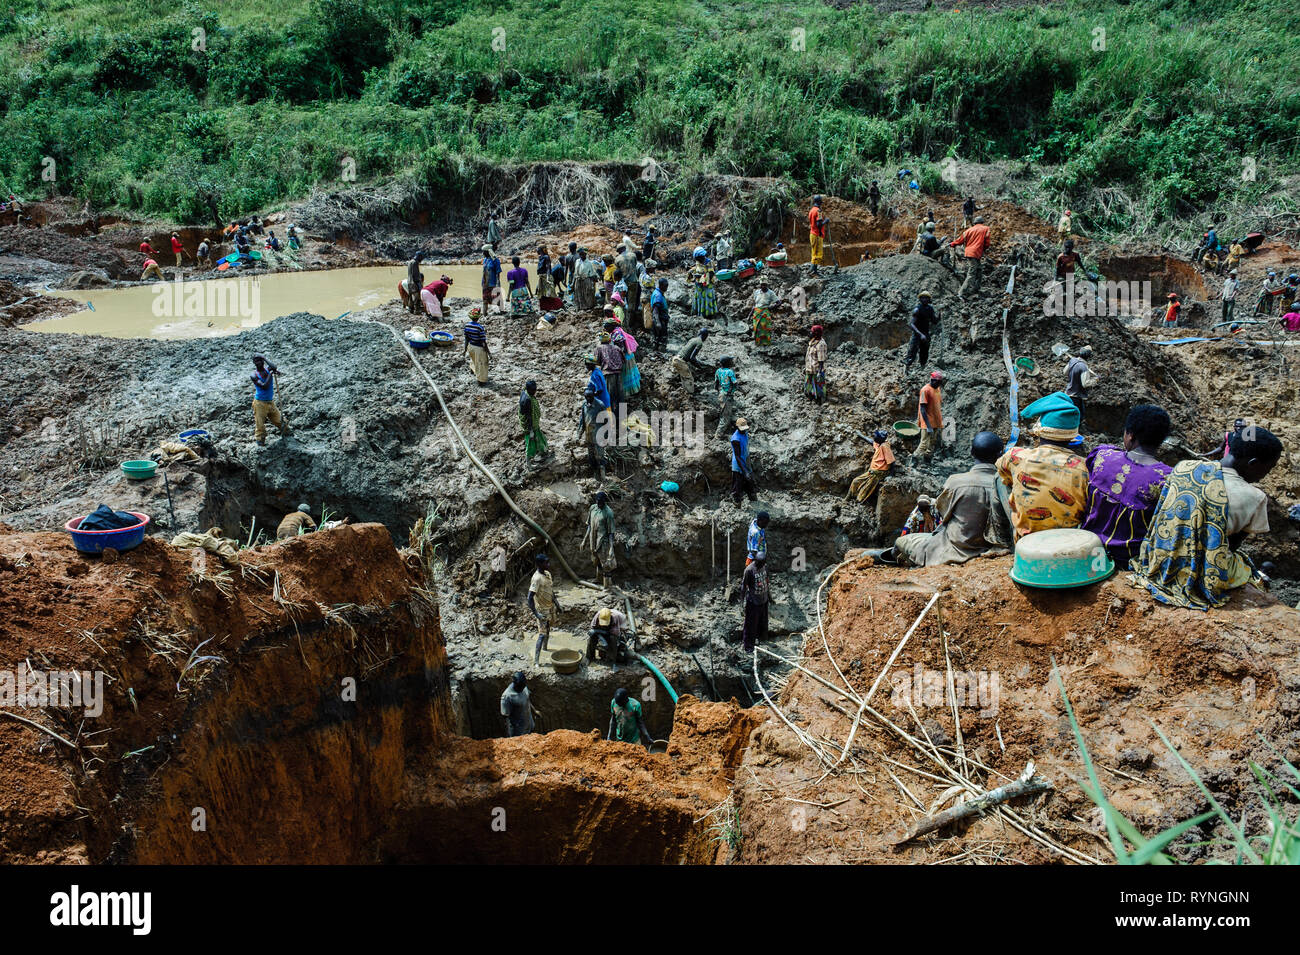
[893,420,920,438]
[121,459,158,480]
[1010,528,1114,589]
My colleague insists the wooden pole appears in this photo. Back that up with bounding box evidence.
[725,530,731,594]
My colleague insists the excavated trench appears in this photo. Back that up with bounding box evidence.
[201,459,426,545]
[1,521,754,864]
[1096,253,1211,321]
[376,778,714,864]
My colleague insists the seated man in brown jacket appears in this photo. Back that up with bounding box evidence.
[883,431,1012,567]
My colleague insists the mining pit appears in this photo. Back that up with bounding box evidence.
[2,183,1297,864]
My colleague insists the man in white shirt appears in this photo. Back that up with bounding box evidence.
[1220,460,1271,538]
[715,232,734,270]
[1256,270,1283,316]
[1222,270,1240,323]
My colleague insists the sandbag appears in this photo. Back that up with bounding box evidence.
[170,529,240,563]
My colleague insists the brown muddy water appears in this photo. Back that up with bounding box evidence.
[22,263,527,340]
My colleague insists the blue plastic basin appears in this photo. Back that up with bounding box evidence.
[65,512,151,555]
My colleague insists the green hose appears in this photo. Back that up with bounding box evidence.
[636,654,679,704]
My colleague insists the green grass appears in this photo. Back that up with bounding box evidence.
[0,0,1296,233]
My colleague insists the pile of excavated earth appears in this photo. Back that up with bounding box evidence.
[1,174,1297,863]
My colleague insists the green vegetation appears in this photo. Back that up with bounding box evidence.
[1,0,1296,233]
[1055,663,1300,864]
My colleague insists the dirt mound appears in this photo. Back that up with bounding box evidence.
[0,223,131,280]
[734,556,1300,863]
[0,522,450,863]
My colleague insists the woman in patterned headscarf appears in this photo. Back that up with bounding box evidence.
[691,249,718,319]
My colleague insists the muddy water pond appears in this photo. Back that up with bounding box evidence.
[23,262,535,340]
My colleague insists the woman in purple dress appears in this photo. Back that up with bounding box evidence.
[506,256,534,316]
[1082,404,1174,567]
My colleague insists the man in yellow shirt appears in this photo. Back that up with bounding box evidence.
[996,392,1089,539]
[1057,209,1073,245]
[1225,238,1246,274]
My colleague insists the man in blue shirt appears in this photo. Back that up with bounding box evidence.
[576,384,607,479]
[746,511,769,566]
[714,355,739,437]
[1197,225,1218,266]
[651,277,670,350]
[481,245,502,312]
[584,355,610,410]
[250,354,289,446]
[729,417,756,505]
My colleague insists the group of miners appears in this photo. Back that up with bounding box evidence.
[1190,225,1300,331]
[500,672,653,747]
[138,219,300,282]
[237,194,1284,754]
[857,394,1282,613]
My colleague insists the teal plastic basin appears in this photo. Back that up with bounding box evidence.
[121,459,158,480]
[1010,528,1114,589]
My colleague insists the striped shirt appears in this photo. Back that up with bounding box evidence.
[464,321,487,346]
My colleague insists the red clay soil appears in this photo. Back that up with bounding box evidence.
[733,555,1300,864]
[1,519,763,864]
[1096,252,1211,303]
[0,523,450,863]
[776,193,1072,265]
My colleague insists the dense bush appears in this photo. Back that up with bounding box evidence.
[0,0,1295,231]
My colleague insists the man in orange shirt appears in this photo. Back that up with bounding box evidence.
[848,428,896,502]
[808,196,827,275]
[917,370,944,462]
[951,215,991,299]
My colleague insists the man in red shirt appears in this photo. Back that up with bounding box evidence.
[1163,293,1181,327]
[139,238,156,256]
[951,215,991,299]
[170,233,185,267]
[917,370,945,462]
[808,196,827,275]
[1055,239,1085,282]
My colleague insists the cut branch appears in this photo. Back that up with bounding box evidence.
[890,773,1052,846]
